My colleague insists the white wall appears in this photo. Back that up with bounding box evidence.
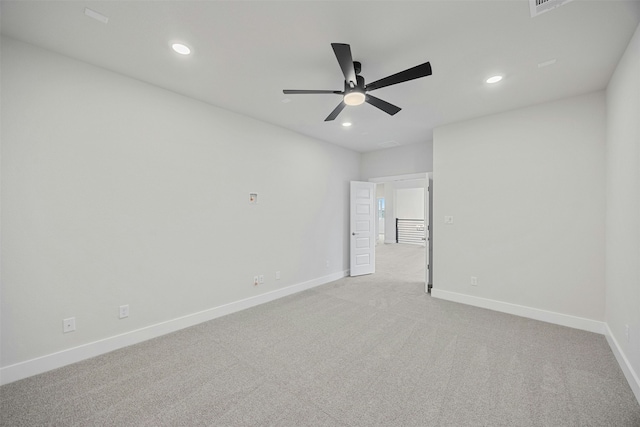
[605,23,640,396]
[432,91,606,324]
[0,38,360,372]
[396,188,424,219]
[360,140,432,180]
[383,184,395,244]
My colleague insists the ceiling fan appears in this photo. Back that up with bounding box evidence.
[283,43,432,122]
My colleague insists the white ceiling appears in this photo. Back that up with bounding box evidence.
[2,0,639,152]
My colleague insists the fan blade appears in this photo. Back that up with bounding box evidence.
[331,43,357,85]
[365,62,432,92]
[365,95,401,116]
[325,101,346,121]
[283,90,343,94]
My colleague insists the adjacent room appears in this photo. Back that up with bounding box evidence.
[2,0,639,425]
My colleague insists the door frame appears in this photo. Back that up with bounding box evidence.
[368,173,430,292]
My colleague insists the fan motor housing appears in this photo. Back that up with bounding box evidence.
[345,75,366,92]
[354,61,362,75]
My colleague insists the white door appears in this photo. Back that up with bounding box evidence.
[350,181,376,276]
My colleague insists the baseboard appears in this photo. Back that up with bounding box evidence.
[0,270,348,386]
[604,324,640,404]
[430,289,606,334]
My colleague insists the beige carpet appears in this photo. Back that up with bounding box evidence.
[2,243,639,426]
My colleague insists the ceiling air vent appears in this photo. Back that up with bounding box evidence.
[378,141,399,148]
[530,0,574,17]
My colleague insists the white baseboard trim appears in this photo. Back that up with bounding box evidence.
[431,289,606,334]
[0,270,348,386]
[604,324,640,404]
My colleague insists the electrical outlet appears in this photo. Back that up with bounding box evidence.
[254,276,259,286]
[259,275,265,284]
[275,271,281,280]
[63,317,76,333]
[625,324,630,342]
[325,260,330,268]
[119,305,129,319]
[470,276,478,286]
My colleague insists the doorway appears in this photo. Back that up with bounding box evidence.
[369,173,431,292]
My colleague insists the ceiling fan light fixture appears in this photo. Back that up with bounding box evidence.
[343,91,365,106]
[283,43,432,121]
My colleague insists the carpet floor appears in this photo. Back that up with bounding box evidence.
[2,243,639,426]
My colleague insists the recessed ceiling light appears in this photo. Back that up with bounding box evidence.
[342,122,352,127]
[486,75,503,84]
[281,98,291,104]
[171,43,191,55]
